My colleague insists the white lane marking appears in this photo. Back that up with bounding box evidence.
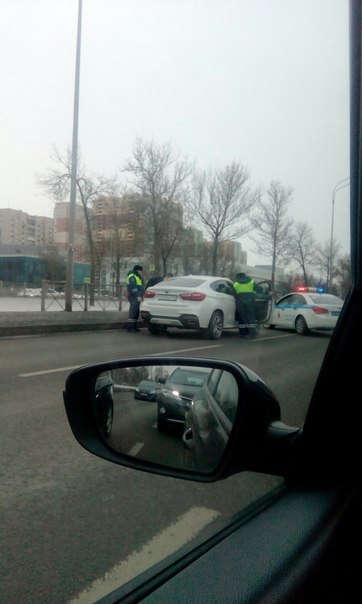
[69,506,220,604]
[150,344,222,355]
[128,442,144,456]
[18,345,222,377]
[248,333,294,342]
[18,335,291,377]
[18,365,84,377]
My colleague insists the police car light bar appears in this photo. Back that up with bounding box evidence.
[295,286,326,293]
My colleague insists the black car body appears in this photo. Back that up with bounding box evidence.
[134,379,158,401]
[182,368,238,471]
[93,371,114,438]
[157,367,210,431]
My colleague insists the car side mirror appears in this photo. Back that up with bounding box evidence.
[63,357,301,482]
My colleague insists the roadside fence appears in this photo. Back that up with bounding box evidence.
[0,280,128,312]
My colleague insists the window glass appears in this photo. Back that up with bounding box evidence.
[212,371,239,423]
[293,295,307,306]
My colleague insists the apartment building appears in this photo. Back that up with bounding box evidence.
[92,194,147,258]
[220,239,247,265]
[53,202,88,262]
[0,208,54,246]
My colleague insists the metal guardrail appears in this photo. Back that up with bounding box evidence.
[36,281,126,312]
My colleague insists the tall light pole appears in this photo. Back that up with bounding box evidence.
[329,177,350,290]
[65,0,82,312]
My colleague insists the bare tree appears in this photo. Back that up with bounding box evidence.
[122,138,193,275]
[334,253,352,298]
[316,239,342,291]
[37,146,119,297]
[287,222,318,285]
[186,162,259,275]
[250,181,294,291]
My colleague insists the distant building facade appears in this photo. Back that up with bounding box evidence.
[1,203,288,288]
[220,240,247,266]
[0,208,54,246]
[53,202,88,262]
[92,194,147,259]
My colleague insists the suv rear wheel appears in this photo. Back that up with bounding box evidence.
[147,324,168,336]
[203,310,223,340]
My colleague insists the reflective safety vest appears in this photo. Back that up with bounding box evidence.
[127,272,144,297]
[127,272,142,287]
[233,279,255,294]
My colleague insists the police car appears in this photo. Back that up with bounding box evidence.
[264,287,344,335]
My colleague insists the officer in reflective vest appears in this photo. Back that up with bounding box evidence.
[125,265,144,332]
[233,272,258,337]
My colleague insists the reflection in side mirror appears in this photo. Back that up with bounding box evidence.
[92,363,239,473]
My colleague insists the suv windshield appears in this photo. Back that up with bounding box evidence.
[167,368,209,387]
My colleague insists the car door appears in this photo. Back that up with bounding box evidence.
[183,368,237,471]
[282,293,307,328]
[254,279,273,323]
[272,294,294,327]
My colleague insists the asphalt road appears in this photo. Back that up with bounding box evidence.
[1,327,331,603]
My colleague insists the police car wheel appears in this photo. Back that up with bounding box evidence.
[295,315,309,335]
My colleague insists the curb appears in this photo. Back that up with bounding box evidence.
[0,311,146,337]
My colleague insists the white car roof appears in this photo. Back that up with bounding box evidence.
[149,275,231,286]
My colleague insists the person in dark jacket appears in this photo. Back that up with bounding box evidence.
[145,275,163,289]
[125,265,144,332]
[233,272,258,337]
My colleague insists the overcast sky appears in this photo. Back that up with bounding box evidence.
[0,0,350,265]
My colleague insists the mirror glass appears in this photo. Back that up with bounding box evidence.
[92,363,240,473]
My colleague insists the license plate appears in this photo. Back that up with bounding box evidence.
[331,311,340,316]
[158,294,177,301]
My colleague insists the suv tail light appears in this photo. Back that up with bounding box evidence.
[179,292,206,301]
[144,290,156,299]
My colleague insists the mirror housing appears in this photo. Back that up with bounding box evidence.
[63,357,301,482]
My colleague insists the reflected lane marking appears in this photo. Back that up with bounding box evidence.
[128,442,144,456]
[69,506,220,604]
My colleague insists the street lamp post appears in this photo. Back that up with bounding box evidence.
[65,0,82,312]
[329,177,350,290]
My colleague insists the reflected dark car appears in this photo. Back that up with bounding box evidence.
[182,368,239,471]
[134,379,158,401]
[94,371,114,437]
[157,367,210,432]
